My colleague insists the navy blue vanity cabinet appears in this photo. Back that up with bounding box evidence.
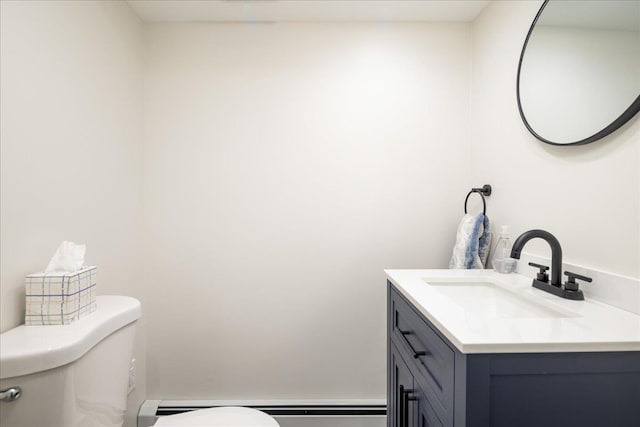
[387,281,640,427]
[389,339,414,427]
[389,339,444,427]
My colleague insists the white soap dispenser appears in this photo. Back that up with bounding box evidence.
[492,225,517,273]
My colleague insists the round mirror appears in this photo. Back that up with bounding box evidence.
[517,0,640,145]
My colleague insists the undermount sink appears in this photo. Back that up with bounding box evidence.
[422,277,579,319]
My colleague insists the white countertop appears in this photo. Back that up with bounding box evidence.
[385,269,640,354]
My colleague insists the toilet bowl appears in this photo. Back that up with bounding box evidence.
[153,406,279,426]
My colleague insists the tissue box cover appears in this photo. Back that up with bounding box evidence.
[24,266,97,325]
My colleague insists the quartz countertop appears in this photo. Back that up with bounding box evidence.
[385,269,640,354]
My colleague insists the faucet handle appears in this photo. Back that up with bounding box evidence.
[564,271,592,292]
[528,262,549,282]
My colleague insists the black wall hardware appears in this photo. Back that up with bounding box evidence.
[464,184,492,215]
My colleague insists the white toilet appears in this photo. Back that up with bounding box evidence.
[0,295,279,427]
[153,406,279,426]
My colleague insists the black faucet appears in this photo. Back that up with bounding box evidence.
[510,229,589,301]
[511,229,563,286]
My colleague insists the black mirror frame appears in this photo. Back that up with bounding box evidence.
[516,0,640,146]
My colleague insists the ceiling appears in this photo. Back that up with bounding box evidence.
[127,0,491,23]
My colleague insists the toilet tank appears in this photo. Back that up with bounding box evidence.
[0,295,141,427]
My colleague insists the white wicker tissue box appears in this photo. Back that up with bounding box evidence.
[24,266,97,325]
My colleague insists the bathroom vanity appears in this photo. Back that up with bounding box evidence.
[386,270,640,427]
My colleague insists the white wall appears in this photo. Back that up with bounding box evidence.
[471,1,640,279]
[143,22,472,399]
[0,1,145,425]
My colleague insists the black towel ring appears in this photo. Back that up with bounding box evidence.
[464,184,492,215]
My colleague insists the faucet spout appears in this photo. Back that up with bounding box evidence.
[510,229,563,286]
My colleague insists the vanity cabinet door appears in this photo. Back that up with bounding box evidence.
[416,388,444,427]
[390,339,446,427]
[390,341,417,427]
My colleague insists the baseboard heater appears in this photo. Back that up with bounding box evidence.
[138,399,386,427]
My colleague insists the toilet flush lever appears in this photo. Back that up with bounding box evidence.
[0,386,21,402]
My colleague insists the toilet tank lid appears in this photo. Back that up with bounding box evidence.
[0,295,141,379]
